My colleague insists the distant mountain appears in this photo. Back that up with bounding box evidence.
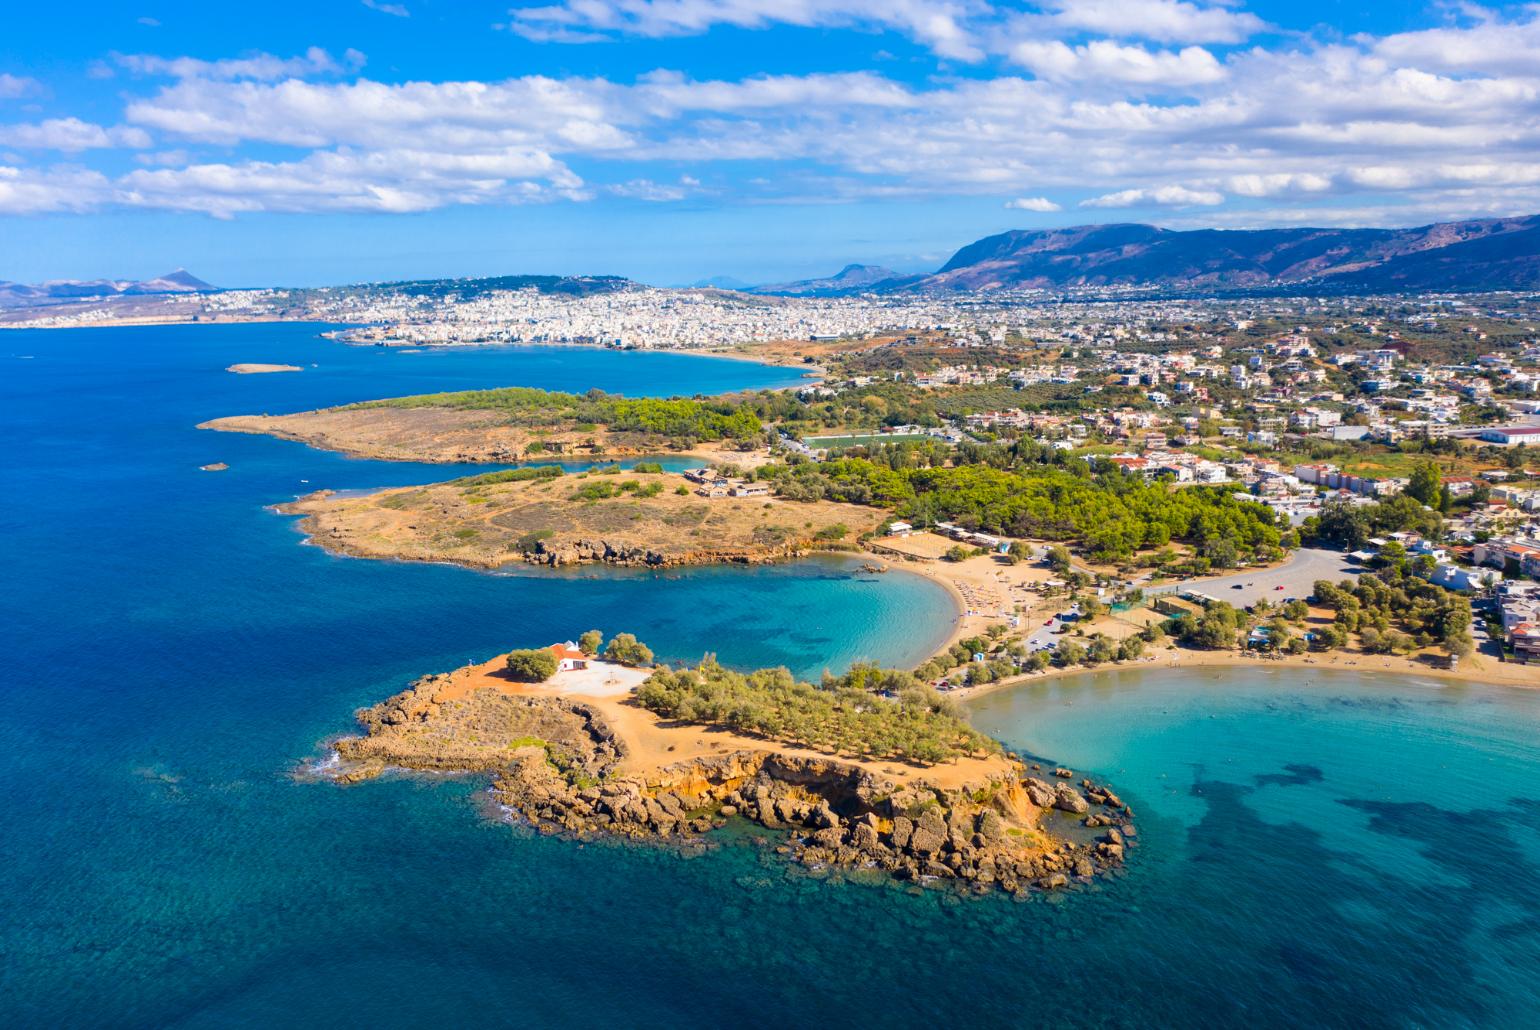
[912,216,1540,293]
[750,263,923,297]
[364,273,633,299]
[689,275,753,290]
[0,269,216,308]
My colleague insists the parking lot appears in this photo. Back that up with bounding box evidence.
[1170,547,1360,608]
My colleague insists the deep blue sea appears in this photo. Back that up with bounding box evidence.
[3,323,1538,1028]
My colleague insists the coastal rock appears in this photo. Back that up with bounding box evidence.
[909,809,948,856]
[328,682,1134,897]
[1024,778,1057,808]
[1053,786,1090,815]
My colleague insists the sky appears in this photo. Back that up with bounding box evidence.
[2,1,1540,287]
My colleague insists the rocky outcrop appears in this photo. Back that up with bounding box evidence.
[525,536,826,569]
[325,685,1135,896]
[330,677,625,784]
[487,747,1134,896]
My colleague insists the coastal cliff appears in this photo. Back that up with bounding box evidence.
[322,671,1133,896]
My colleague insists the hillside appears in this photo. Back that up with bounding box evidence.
[913,216,1540,293]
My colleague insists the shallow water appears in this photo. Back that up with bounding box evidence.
[3,324,1538,1027]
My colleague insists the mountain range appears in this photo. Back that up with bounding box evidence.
[746,263,917,296]
[749,215,1540,296]
[0,269,215,308]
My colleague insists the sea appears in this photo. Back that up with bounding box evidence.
[2,323,1537,1028]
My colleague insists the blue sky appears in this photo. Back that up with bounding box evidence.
[2,1,1538,286]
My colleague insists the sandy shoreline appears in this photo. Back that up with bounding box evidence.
[955,644,1538,704]
[860,545,1537,695]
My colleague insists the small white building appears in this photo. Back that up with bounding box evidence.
[547,642,589,672]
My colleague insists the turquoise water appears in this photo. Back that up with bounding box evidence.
[968,668,1540,1027]
[3,324,1539,1027]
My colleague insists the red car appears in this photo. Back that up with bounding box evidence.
[1276,585,1285,591]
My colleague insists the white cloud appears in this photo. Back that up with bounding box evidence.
[0,119,151,152]
[1367,7,1540,78]
[1008,40,1226,85]
[0,165,112,214]
[362,0,410,15]
[1082,184,1224,207]
[0,73,40,100]
[11,6,1540,224]
[1043,0,1265,44]
[606,177,694,201]
[114,47,365,82]
[507,0,987,60]
[1224,172,1332,197]
[1005,196,1061,211]
[117,147,583,217]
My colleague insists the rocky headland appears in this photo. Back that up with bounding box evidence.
[200,406,754,465]
[320,662,1133,897]
[274,469,878,571]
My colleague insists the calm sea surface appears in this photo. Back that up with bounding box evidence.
[2,324,1538,1028]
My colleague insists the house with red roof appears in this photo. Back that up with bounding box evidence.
[547,641,589,672]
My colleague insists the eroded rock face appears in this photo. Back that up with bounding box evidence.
[326,688,1135,895]
[484,747,1134,896]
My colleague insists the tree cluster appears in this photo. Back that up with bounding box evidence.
[635,659,997,764]
[758,457,1284,564]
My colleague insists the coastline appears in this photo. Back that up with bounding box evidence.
[857,545,1537,695]
[955,645,1538,705]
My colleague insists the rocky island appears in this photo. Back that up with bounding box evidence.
[225,363,303,374]
[277,465,877,569]
[323,637,1133,895]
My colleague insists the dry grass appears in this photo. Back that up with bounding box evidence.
[280,470,881,568]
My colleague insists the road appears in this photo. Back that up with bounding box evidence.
[1170,547,1360,608]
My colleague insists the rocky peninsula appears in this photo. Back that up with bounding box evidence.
[276,467,877,570]
[319,645,1134,896]
[199,386,770,466]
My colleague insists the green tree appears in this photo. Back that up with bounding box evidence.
[505,648,558,682]
[605,633,655,667]
[1044,545,1073,574]
[1055,640,1086,666]
[1407,461,1442,506]
[577,629,603,655]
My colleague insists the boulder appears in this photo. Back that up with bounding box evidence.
[1024,778,1057,808]
[909,810,948,856]
[976,809,1008,845]
[1053,785,1089,815]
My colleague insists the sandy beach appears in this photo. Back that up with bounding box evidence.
[861,532,1538,696]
